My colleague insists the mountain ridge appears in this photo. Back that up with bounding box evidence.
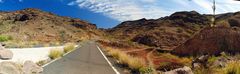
[0,8,101,43]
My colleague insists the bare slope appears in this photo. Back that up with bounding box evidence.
[0,8,102,42]
[108,11,211,50]
[172,27,240,56]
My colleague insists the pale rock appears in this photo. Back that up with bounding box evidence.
[0,61,23,74]
[0,49,13,60]
[164,66,193,74]
[23,60,43,74]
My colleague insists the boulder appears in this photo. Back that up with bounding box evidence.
[0,43,5,50]
[0,49,13,60]
[164,66,193,74]
[191,54,209,69]
[192,63,201,69]
[23,60,43,74]
[0,61,22,74]
[212,57,233,68]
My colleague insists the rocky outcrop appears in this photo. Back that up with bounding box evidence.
[0,49,13,60]
[23,60,43,74]
[0,8,100,42]
[108,11,210,50]
[172,27,240,56]
[0,44,4,50]
[0,61,22,74]
[163,66,193,74]
[0,44,13,60]
[191,54,209,69]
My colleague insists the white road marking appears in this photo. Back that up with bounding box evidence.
[97,46,120,74]
[42,45,79,67]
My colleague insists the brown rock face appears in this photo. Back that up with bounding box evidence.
[0,8,101,42]
[172,27,240,56]
[108,11,210,50]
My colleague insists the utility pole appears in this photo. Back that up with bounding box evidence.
[211,0,216,27]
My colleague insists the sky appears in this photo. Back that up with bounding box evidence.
[1,0,240,28]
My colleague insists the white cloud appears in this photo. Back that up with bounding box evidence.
[68,0,240,21]
[140,0,157,3]
[68,0,169,21]
[192,0,212,13]
[67,1,76,6]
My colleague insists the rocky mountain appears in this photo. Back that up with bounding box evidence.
[108,10,240,56]
[0,8,102,42]
[171,12,240,56]
[172,27,240,56]
[108,11,211,50]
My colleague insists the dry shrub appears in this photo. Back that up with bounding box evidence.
[223,61,240,74]
[108,49,122,59]
[118,52,130,65]
[48,49,63,59]
[157,53,192,70]
[63,43,75,53]
[107,47,145,70]
[128,57,145,70]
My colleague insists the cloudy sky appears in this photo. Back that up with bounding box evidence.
[1,0,240,28]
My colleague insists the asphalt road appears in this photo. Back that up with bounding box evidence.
[42,41,117,74]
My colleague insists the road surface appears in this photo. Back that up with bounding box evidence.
[42,41,117,74]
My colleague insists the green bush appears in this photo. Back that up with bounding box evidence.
[0,35,12,42]
[139,67,153,74]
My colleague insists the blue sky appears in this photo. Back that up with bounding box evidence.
[1,0,240,28]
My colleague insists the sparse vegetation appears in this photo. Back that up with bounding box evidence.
[106,47,146,71]
[48,49,63,60]
[176,27,184,33]
[139,67,154,74]
[0,35,12,42]
[223,61,240,74]
[63,43,75,53]
[3,41,64,48]
[128,57,145,70]
[36,60,48,66]
[208,56,218,64]
[193,68,214,74]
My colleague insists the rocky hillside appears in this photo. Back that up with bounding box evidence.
[0,8,102,42]
[172,27,240,56]
[108,11,211,50]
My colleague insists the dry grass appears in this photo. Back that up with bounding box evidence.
[106,47,146,70]
[158,53,192,66]
[63,43,75,53]
[108,48,119,57]
[48,49,63,60]
[118,52,130,65]
[128,57,145,70]
[193,60,240,74]
[36,60,48,66]
[223,61,240,74]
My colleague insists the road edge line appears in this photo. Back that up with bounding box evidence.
[97,45,120,74]
[42,45,79,67]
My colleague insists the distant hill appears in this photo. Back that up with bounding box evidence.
[107,10,240,55]
[0,8,102,42]
[108,11,211,50]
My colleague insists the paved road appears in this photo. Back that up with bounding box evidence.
[42,41,116,74]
